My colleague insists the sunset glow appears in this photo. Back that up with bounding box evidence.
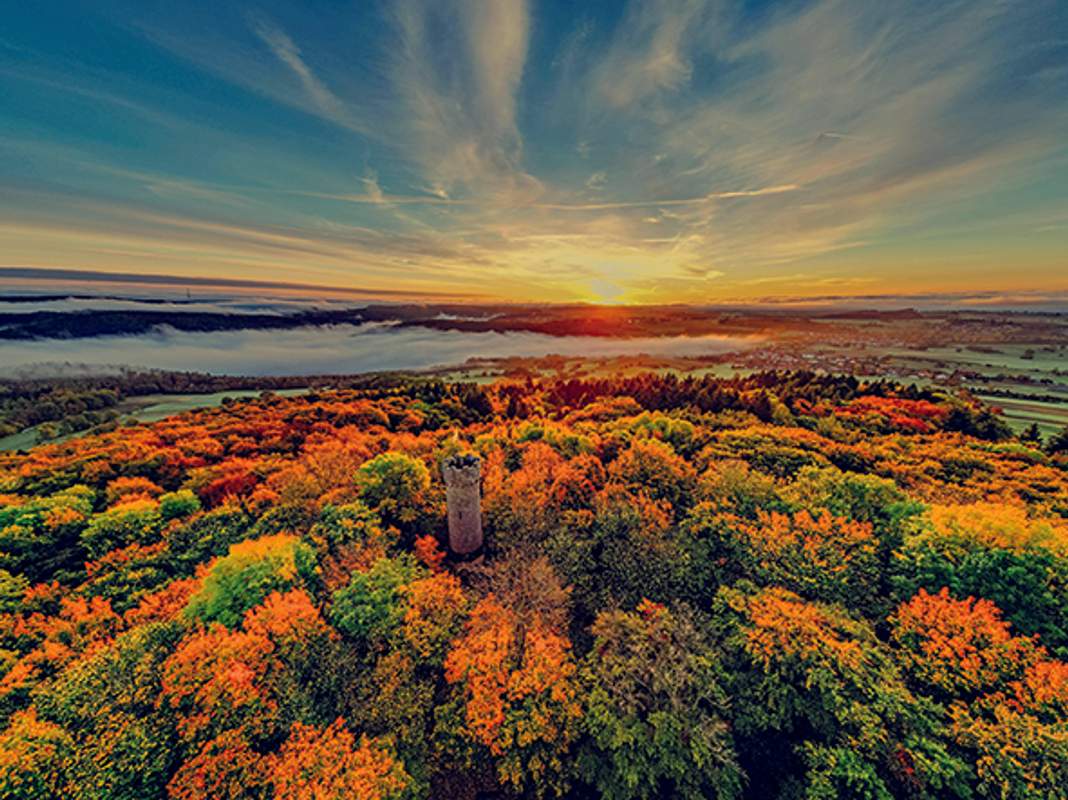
[2,0,1065,303]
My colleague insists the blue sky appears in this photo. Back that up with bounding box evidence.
[1,0,1066,303]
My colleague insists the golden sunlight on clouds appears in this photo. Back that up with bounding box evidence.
[0,0,1065,302]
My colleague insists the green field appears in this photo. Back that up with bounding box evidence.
[977,395,1068,437]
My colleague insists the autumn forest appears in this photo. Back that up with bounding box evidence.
[1,371,1066,799]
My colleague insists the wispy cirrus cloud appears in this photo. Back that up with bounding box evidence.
[249,16,347,124]
[0,0,1064,303]
[291,181,799,209]
[574,0,1068,294]
[591,0,719,109]
[386,0,538,199]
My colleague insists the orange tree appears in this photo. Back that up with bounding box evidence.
[268,718,409,800]
[890,587,1042,699]
[890,587,1068,797]
[440,594,582,797]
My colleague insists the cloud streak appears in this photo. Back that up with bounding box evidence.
[386,0,538,198]
[250,17,347,123]
[291,182,800,210]
[0,0,1064,303]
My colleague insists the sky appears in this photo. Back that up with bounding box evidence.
[1,0,1066,304]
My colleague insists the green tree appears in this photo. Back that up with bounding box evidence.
[165,506,252,572]
[712,585,972,800]
[892,505,1068,653]
[578,600,742,800]
[354,453,433,539]
[308,501,390,556]
[159,490,201,522]
[184,533,315,628]
[1019,422,1042,446]
[0,708,73,799]
[1047,424,1068,454]
[608,437,697,512]
[0,569,28,615]
[81,499,163,560]
[0,486,93,582]
[34,622,182,800]
[546,485,690,623]
[330,555,423,649]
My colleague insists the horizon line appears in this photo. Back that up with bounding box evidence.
[1,266,1066,311]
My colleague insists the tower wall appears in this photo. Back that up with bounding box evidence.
[442,454,483,555]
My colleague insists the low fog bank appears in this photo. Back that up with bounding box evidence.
[0,324,754,378]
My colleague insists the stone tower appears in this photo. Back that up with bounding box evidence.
[442,453,483,555]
